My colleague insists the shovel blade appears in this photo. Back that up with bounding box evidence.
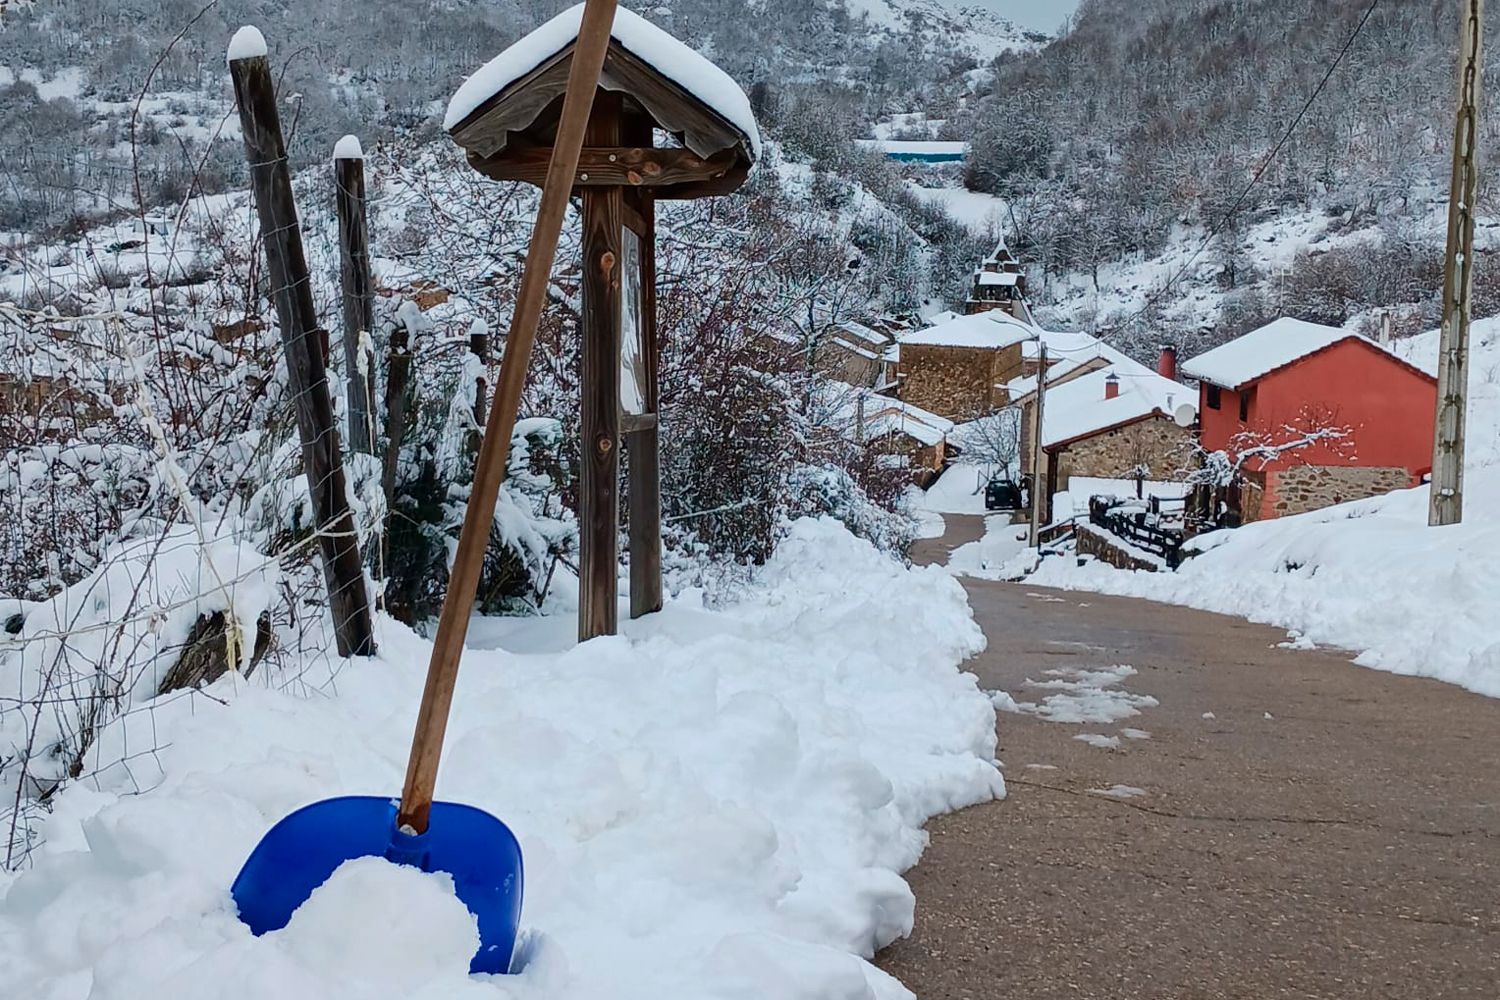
[230,796,523,974]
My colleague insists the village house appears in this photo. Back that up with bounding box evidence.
[1030,365,1197,524]
[892,309,1038,421]
[823,382,954,486]
[814,318,896,387]
[1182,317,1438,523]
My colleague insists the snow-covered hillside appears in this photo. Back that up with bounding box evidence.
[843,0,1061,56]
[0,520,1001,1000]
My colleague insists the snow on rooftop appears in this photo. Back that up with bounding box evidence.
[332,134,364,160]
[900,310,1035,350]
[818,382,952,446]
[226,25,267,62]
[444,4,762,158]
[1042,367,1195,449]
[1181,317,1370,389]
[975,271,1019,287]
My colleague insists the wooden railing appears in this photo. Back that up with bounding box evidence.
[1087,496,1186,569]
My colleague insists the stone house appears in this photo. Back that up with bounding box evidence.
[814,319,895,387]
[1033,366,1198,524]
[893,310,1038,421]
[824,382,954,486]
[1182,318,1437,523]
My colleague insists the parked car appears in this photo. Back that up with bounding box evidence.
[984,477,1024,511]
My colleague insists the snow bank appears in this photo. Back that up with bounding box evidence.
[444,4,762,158]
[1029,472,1500,697]
[0,519,999,1000]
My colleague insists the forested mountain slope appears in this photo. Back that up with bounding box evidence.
[965,0,1497,352]
[0,0,1030,231]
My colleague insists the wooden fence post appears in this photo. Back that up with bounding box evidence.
[228,28,375,658]
[381,319,412,506]
[334,135,376,455]
[469,319,490,430]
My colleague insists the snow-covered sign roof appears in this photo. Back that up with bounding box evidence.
[445,4,761,159]
[900,310,1035,350]
[1181,317,1406,389]
[975,271,1019,287]
[1042,367,1196,449]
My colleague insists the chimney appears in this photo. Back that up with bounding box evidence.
[1105,373,1121,400]
[1157,345,1178,381]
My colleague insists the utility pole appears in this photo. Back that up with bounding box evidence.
[1029,342,1048,548]
[1431,0,1484,527]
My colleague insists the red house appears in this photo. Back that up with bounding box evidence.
[1181,318,1437,522]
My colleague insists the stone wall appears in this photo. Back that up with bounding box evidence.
[1075,524,1162,572]
[1053,417,1194,488]
[900,343,1022,422]
[1271,465,1412,517]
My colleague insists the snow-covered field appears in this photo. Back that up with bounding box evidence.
[1020,320,1500,699]
[0,519,1002,1000]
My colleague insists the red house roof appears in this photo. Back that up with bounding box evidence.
[1183,318,1434,390]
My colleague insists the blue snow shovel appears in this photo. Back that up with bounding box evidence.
[227,0,620,974]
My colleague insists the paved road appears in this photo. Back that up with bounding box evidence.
[880,514,1500,999]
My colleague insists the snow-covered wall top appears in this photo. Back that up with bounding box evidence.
[443,3,762,158]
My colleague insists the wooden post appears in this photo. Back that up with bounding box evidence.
[579,92,624,641]
[334,136,376,455]
[381,319,412,506]
[1431,0,1484,527]
[469,320,490,429]
[627,189,663,619]
[229,30,375,658]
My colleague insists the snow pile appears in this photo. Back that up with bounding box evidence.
[1023,319,1500,698]
[0,518,1000,1000]
[947,515,1029,577]
[444,4,761,157]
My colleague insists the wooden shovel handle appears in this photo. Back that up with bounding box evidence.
[398,0,619,834]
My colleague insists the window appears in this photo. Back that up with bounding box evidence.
[1239,393,1250,422]
[1206,385,1221,410]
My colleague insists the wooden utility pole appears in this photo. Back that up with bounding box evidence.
[381,319,412,506]
[229,31,375,657]
[1029,342,1048,548]
[1431,0,1484,527]
[334,136,376,455]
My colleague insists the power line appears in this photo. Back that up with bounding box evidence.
[1113,0,1382,332]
